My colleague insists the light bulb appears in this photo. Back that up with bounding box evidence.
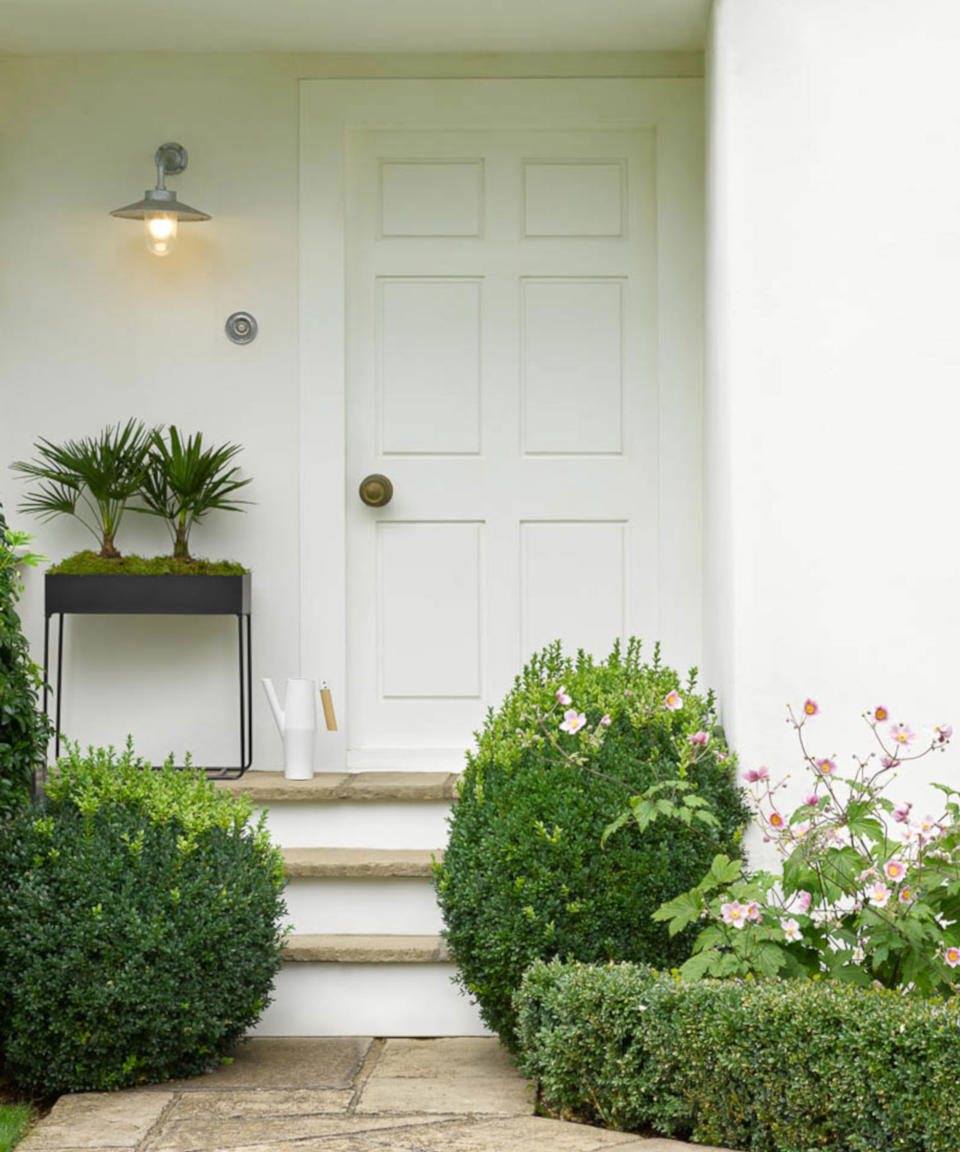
[145,212,178,257]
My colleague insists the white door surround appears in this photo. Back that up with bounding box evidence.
[299,79,704,773]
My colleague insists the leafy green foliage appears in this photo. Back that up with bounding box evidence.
[654,702,960,995]
[45,739,272,849]
[47,551,246,576]
[0,508,50,820]
[11,420,155,558]
[434,639,748,1050]
[515,960,960,1152]
[136,426,251,561]
[0,745,286,1093]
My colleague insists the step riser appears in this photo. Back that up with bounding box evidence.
[283,877,443,936]
[259,802,452,849]
[255,964,489,1036]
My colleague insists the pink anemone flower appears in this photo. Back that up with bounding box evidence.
[559,709,586,735]
[720,902,749,929]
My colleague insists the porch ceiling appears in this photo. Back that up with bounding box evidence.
[0,0,708,55]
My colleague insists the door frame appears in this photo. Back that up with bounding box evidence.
[298,78,704,772]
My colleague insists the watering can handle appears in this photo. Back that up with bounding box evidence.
[320,682,338,731]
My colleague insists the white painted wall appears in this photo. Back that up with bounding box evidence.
[0,52,702,770]
[706,0,960,820]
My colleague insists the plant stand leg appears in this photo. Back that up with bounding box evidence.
[55,613,64,762]
[37,611,64,796]
[236,610,252,776]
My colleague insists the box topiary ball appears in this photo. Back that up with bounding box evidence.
[435,639,748,1050]
[0,747,286,1093]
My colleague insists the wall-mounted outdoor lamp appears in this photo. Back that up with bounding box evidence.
[110,142,211,257]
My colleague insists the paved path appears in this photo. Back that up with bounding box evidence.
[17,1037,729,1152]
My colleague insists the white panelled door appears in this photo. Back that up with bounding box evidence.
[344,126,658,769]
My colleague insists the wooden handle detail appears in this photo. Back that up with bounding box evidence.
[320,684,338,731]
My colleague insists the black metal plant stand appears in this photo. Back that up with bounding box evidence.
[42,572,252,781]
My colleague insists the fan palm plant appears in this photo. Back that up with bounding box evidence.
[11,420,155,558]
[137,426,251,561]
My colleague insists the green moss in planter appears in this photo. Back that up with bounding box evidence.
[48,551,247,576]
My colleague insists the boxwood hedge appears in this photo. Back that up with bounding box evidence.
[0,504,49,819]
[435,639,747,1049]
[516,960,960,1152]
[0,744,286,1093]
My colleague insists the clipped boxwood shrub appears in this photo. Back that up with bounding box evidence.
[0,505,50,820]
[435,639,747,1049]
[0,743,286,1093]
[516,960,960,1152]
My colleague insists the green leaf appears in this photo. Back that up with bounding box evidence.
[848,816,885,843]
[833,962,873,987]
[679,948,722,981]
[601,810,631,847]
[630,799,658,834]
[713,952,746,978]
[753,940,787,977]
[691,924,724,953]
[707,854,743,886]
[652,889,703,936]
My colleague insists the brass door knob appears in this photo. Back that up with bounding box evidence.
[359,473,393,507]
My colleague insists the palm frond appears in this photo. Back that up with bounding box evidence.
[12,420,158,555]
[135,426,252,559]
[17,481,81,521]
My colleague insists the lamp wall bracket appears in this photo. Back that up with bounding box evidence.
[155,143,188,177]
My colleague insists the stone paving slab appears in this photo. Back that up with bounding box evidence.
[138,1038,370,1092]
[19,1037,733,1152]
[165,1089,353,1119]
[614,1143,729,1152]
[17,1091,173,1150]
[371,1038,517,1079]
[357,1074,534,1115]
[348,1116,642,1151]
[143,1113,456,1152]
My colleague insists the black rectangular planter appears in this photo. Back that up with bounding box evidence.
[45,572,251,615]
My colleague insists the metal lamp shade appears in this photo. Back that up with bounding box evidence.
[110,187,210,222]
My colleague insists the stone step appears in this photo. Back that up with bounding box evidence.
[260,934,486,1036]
[282,854,444,935]
[256,959,488,1037]
[282,846,439,878]
[217,771,460,804]
[283,933,450,963]
[218,774,458,848]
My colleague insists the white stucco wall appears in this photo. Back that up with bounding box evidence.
[706,0,960,813]
[0,52,702,770]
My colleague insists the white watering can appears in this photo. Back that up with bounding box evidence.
[262,678,337,780]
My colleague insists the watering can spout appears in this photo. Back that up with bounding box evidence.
[261,678,285,734]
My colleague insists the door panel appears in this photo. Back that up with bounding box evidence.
[346,127,657,767]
